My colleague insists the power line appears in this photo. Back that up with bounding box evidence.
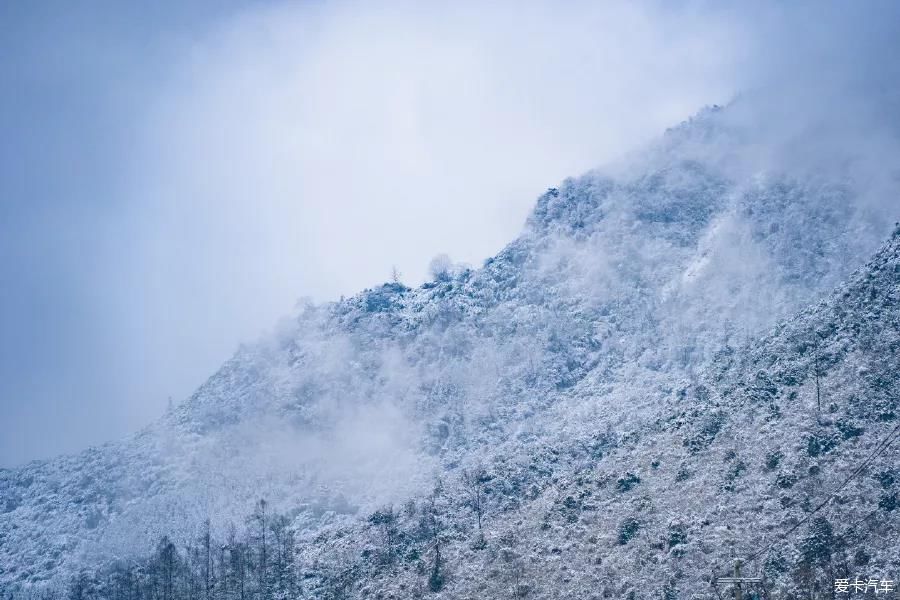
[745,420,900,565]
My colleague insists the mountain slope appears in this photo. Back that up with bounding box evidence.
[1,105,897,592]
[288,226,900,599]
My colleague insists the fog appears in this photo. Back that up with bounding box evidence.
[2,0,899,466]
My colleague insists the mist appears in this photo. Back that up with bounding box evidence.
[2,0,900,467]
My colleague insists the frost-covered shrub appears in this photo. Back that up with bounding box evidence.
[615,472,641,492]
[675,464,692,482]
[875,469,896,489]
[805,432,837,457]
[428,254,453,282]
[799,517,834,566]
[776,471,797,489]
[618,518,640,545]
[666,521,687,549]
[765,449,783,470]
[836,419,864,439]
[683,411,725,453]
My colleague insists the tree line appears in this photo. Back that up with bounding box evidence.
[3,499,299,600]
[2,469,495,600]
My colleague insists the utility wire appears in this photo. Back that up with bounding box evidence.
[745,421,900,564]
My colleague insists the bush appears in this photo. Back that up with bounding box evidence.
[776,471,797,489]
[684,412,725,453]
[765,450,783,471]
[876,469,896,489]
[667,522,688,548]
[428,254,453,282]
[618,518,640,545]
[800,517,834,566]
[836,419,865,439]
[616,472,641,492]
[806,433,837,457]
[429,568,444,592]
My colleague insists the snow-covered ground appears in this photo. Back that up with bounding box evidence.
[1,103,898,598]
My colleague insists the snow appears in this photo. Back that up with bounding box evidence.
[1,104,899,597]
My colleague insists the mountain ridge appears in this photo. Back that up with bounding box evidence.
[1,105,898,594]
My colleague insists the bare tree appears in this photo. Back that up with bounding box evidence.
[200,519,213,600]
[228,525,248,600]
[424,485,445,592]
[153,536,178,600]
[269,514,296,599]
[499,528,529,599]
[217,538,229,600]
[368,505,397,564]
[250,499,269,599]
[814,344,822,423]
[462,467,487,544]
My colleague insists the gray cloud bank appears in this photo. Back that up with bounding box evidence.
[1,0,899,466]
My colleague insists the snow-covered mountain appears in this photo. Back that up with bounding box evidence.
[296,224,900,600]
[1,103,897,597]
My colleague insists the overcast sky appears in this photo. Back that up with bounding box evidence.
[1,1,898,466]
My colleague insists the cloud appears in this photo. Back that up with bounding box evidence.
[3,0,900,465]
[116,1,745,436]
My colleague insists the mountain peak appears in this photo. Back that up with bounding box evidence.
[2,103,899,594]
